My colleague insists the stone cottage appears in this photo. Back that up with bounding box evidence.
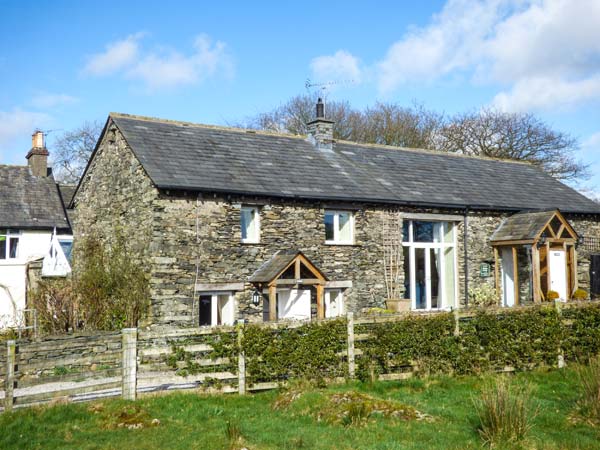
[0,131,73,328]
[72,101,600,328]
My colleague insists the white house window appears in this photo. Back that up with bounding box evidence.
[325,210,354,244]
[402,221,457,311]
[198,292,234,326]
[325,289,344,318]
[0,230,20,260]
[241,206,260,243]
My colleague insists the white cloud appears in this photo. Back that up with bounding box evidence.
[310,50,362,84]
[83,33,143,76]
[30,93,78,109]
[127,34,233,90]
[0,109,51,161]
[375,0,600,111]
[83,33,233,91]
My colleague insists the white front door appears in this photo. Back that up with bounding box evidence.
[549,250,567,300]
[278,289,311,320]
[501,247,515,307]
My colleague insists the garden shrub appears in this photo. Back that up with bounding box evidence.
[29,233,150,334]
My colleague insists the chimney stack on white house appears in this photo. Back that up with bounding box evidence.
[307,98,334,150]
[26,130,50,177]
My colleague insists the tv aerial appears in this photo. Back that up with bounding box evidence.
[305,78,355,94]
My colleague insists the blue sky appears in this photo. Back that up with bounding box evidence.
[1,0,599,196]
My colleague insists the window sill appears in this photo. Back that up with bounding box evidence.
[240,240,262,245]
[325,241,356,246]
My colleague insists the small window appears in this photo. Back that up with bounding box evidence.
[324,211,354,244]
[325,289,344,318]
[0,230,20,260]
[198,292,234,326]
[241,207,260,243]
[59,239,73,263]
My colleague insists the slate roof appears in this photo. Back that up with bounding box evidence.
[491,210,557,243]
[249,250,301,283]
[248,250,329,283]
[0,165,70,230]
[58,184,77,227]
[107,113,600,214]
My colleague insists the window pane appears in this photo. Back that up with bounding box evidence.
[444,222,454,243]
[0,238,5,259]
[324,212,334,241]
[59,240,73,262]
[217,294,230,326]
[338,212,351,242]
[199,295,212,326]
[402,221,410,242]
[415,248,426,309]
[444,247,456,308]
[413,221,434,242]
[9,238,18,258]
[240,209,250,240]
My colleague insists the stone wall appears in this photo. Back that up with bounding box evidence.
[568,215,600,295]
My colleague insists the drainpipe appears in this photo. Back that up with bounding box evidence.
[464,207,469,307]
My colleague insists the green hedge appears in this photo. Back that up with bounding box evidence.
[241,319,347,384]
[195,303,600,385]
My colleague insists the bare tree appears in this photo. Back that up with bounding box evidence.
[438,108,587,181]
[244,94,443,150]
[50,121,102,184]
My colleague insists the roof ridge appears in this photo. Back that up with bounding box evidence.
[336,140,532,166]
[109,112,307,140]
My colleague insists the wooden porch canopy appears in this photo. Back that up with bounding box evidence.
[248,250,328,321]
[490,209,578,303]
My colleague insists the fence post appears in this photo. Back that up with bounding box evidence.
[554,300,565,368]
[5,340,15,412]
[347,312,355,379]
[237,320,246,395]
[453,307,460,337]
[121,328,137,400]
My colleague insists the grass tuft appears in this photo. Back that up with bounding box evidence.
[473,376,537,446]
[575,355,600,424]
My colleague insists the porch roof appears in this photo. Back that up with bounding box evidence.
[248,250,328,284]
[490,209,578,244]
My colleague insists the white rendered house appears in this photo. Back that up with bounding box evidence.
[0,131,73,329]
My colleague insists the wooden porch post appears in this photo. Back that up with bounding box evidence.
[546,241,552,293]
[532,245,541,303]
[512,246,519,305]
[493,246,501,306]
[268,285,277,322]
[316,284,325,319]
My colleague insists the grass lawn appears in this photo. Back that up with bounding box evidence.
[0,367,598,450]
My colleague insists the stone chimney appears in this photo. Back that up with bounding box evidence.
[307,98,334,150]
[26,130,50,177]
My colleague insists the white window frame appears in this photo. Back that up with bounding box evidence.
[0,229,20,260]
[240,206,260,244]
[324,210,354,245]
[325,288,345,318]
[198,291,235,326]
[402,220,458,311]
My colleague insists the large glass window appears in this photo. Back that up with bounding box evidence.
[0,230,20,260]
[402,221,457,310]
[241,206,260,243]
[324,210,354,244]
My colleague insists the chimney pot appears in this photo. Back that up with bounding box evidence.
[316,97,324,118]
[32,130,44,148]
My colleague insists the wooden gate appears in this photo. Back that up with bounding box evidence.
[591,254,600,296]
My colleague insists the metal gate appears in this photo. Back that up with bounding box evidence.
[591,254,600,296]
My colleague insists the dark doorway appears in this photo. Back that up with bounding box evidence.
[199,295,212,326]
[591,254,600,297]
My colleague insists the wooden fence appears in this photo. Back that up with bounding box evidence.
[2,299,599,411]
